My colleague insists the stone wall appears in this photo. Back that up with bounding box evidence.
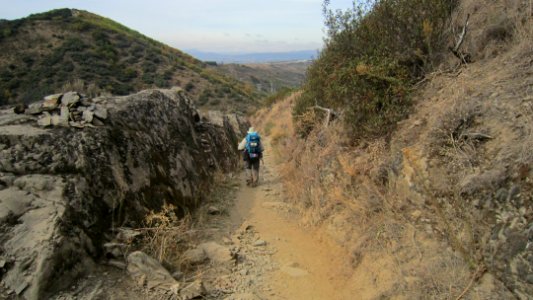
[0,88,247,299]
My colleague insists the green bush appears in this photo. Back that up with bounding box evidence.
[142,73,154,84]
[154,74,170,88]
[294,0,457,140]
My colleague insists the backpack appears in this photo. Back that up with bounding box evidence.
[245,132,261,158]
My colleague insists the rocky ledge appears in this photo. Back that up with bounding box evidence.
[0,88,247,299]
[14,91,109,128]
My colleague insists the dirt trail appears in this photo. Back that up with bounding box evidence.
[46,141,357,300]
[229,142,354,299]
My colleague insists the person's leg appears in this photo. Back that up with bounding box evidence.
[245,159,253,185]
[252,158,260,186]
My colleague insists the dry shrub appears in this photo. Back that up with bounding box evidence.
[256,84,473,298]
[269,125,288,145]
[254,91,298,161]
[263,121,274,136]
[61,78,103,97]
[430,98,483,176]
[453,0,531,60]
[278,121,389,226]
[513,1,532,45]
[140,204,191,263]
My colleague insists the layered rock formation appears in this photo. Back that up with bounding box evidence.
[0,88,247,299]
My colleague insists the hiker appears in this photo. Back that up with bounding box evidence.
[238,127,263,186]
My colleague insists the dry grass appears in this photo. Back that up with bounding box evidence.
[139,204,191,264]
[430,98,483,178]
[60,79,106,97]
[249,2,532,297]
[253,91,298,161]
[134,171,237,267]
[255,90,474,298]
[451,0,531,61]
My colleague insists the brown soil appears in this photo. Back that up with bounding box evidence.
[229,142,356,299]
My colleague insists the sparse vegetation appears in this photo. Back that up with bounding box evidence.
[140,204,191,264]
[136,172,238,266]
[254,0,532,297]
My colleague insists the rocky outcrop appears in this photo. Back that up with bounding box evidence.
[0,88,247,299]
[16,91,110,129]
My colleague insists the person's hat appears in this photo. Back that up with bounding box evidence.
[248,127,255,133]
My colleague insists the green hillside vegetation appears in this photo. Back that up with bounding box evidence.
[0,8,260,112]
[294,0,458,139]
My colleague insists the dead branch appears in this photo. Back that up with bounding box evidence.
[311,105,338,127]
[455,265,486,300]
[453,14,470,53]
[449,14,471,63]
[459,132,493,141]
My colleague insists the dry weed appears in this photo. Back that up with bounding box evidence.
[61,79,103,97]
[258,85,474,299]
[140,204,191,263]
[430,98,483,177]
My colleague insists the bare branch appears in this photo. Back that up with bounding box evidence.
[310,105,338,127]
[453,14,470,53]
[449,14,471,63]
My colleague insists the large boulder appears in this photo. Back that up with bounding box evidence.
[0,88,248,299]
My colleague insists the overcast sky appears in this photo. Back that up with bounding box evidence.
[0,0,353,53]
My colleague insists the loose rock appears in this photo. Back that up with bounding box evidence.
[281,264,308,277]
[253,240,267,247]
[107,259,126,270]
[126,251,180,292]
[199,242,233,264]
[61,92,80,107]
[103,242,127,259]
[24,103,44,115]
[43,94,61,110]
[92,118,105,126]
[37,112,52,127]
[180,280,205,300]
[208,206,221,215]
[82,110,94,123]
[181,248,208,266]
[94,104,108,120]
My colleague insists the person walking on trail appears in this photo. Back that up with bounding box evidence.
[238,127,263,187]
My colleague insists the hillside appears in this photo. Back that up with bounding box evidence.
[253,0,532,298]
[0,9,260,113]
[213,61,311,95]
[1,1,531,299]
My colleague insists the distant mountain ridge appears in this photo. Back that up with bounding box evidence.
[212,61,311,94]
[187,50,317,63]
[0,8,260,113]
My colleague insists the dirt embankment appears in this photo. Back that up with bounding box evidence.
[253,1,532,298]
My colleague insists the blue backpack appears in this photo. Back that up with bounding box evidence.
[245,132,261,158]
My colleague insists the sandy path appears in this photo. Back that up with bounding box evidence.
[229,144,353,300]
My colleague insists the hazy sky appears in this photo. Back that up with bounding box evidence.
[0,0,354,53]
